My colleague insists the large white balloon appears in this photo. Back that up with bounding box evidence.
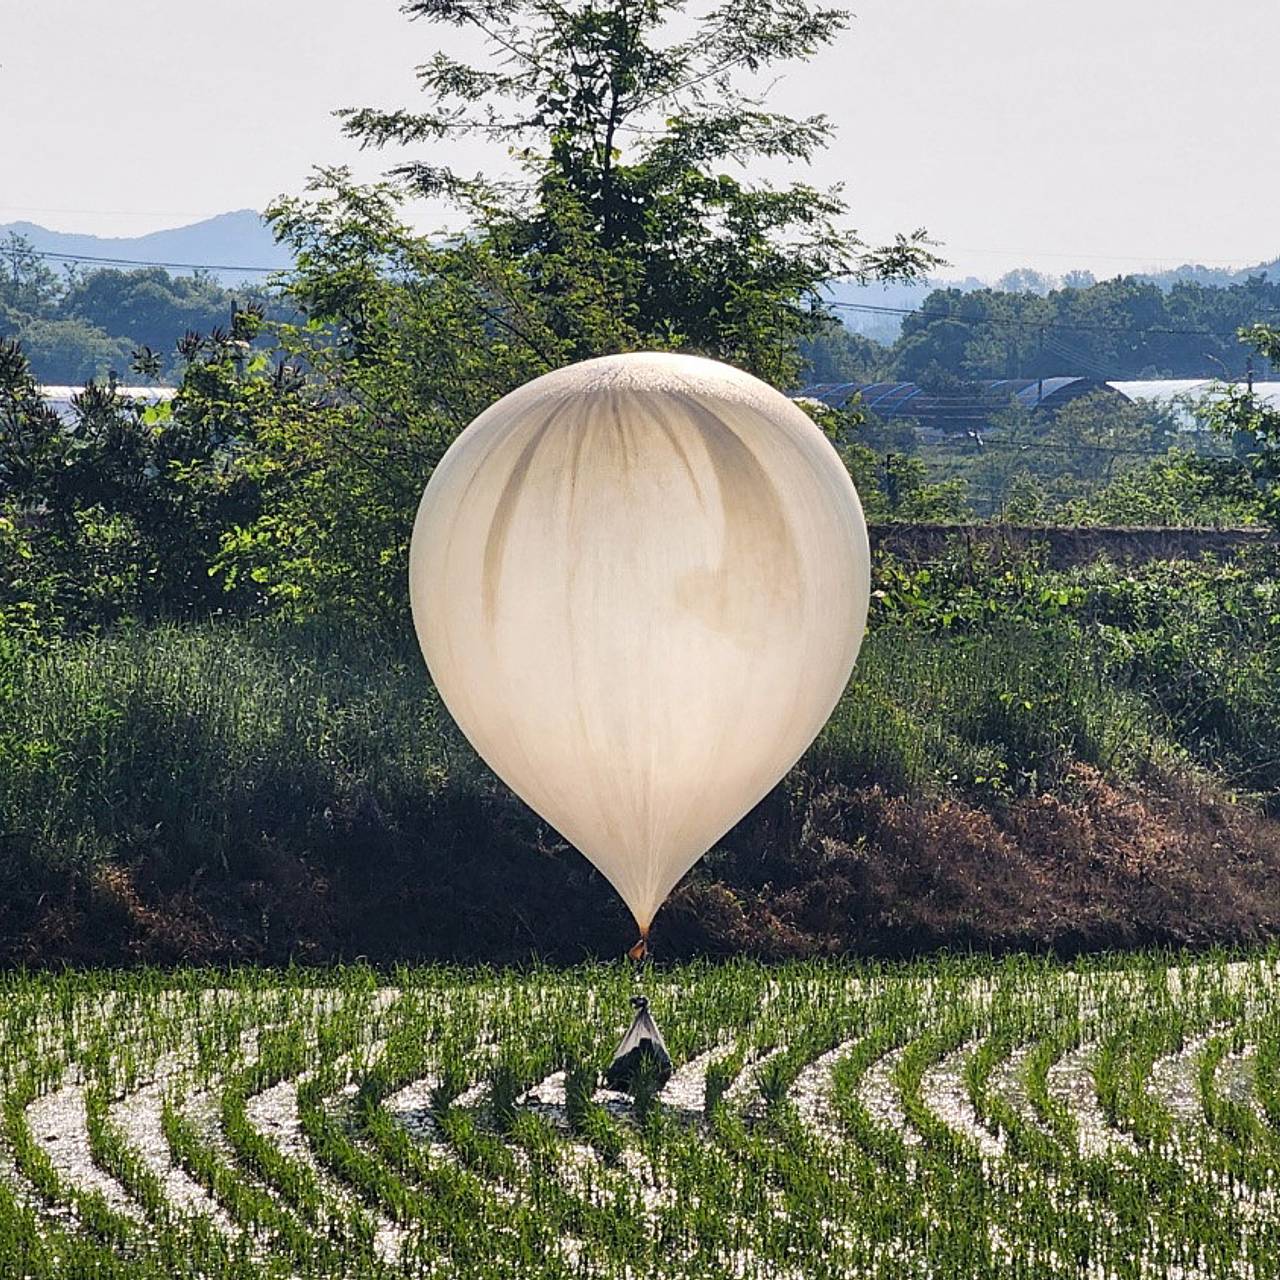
[410,352,870,936]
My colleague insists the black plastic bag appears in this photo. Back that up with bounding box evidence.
[605,996,673,1093]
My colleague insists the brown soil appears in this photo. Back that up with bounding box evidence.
[4,764,1279,968]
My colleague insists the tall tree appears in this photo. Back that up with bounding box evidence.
[0,233,59,317]
[224,0,938,619]
[337,0,935,386]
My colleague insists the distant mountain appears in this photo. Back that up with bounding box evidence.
[0,210,293,287]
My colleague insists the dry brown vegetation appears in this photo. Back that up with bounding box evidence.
[5,763,1280,969]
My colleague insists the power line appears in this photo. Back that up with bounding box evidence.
[14,246,283,275]
[899,431,1238,459]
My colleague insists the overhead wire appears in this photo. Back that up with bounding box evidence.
[13,247,282,275]
[910,439,1208,458]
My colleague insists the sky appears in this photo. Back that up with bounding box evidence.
[2,0,1278,282]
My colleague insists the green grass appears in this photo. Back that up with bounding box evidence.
[3,953,1280,1277]
[0,622,470,878]
[815,625,1155,795]
[0,618,1165,882]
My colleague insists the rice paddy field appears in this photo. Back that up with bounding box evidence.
[6,953,1280,1278]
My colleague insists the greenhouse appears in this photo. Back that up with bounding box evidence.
[802,377,1122,430]
[802,375,1280,432]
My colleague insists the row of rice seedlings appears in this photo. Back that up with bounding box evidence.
[961,963,1065,1150]
[815,957,1235,1276]
[219,1025,378,1251]
[975,972,1128,1275]
[1050,961,1222,1272]
[998,962,1177,1269]
[91,1082,273,1278]
[880,979,1062,1275]
[0,976,261,1279]
[2,1059,149,1271]
[1082,969,1256,1275]
[807,982,932,1274]
[1193,1013,1280,1204]
[1030,956,1280,1275]
[756,985,914,1277]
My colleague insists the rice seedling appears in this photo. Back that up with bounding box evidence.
[3,954,1280,1276]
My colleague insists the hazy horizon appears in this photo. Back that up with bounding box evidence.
[4,0,1278,280]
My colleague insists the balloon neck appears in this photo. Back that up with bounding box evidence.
[627,930,649,963]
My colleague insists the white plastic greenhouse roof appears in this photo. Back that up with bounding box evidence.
[39,385,176,421]
[1110,379,1280,411]
[40,385,177,400]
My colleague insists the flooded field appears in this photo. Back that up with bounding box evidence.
[3,953,1279,1277]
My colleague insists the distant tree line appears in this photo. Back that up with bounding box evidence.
[0,232,280,384]
[801,274,1280,387]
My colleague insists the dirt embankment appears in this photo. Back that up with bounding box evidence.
[7,764,1280,968]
